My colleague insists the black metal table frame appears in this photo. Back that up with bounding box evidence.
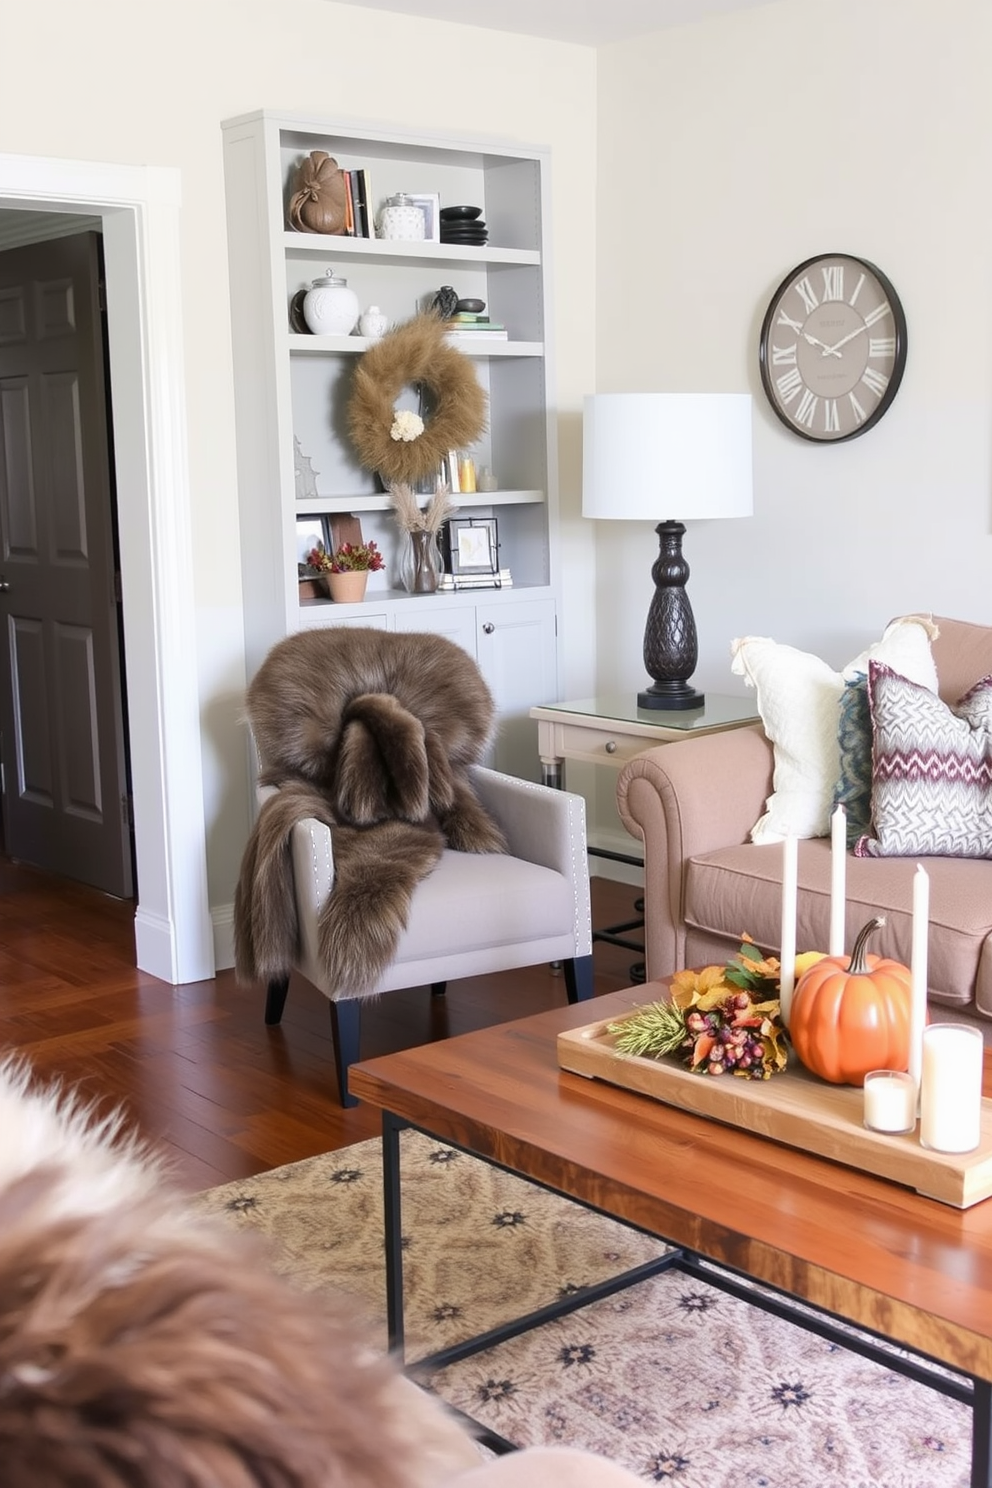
[380,1110,992,1482]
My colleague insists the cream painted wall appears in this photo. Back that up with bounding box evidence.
[0,0,597,930]
[589,0,992,852]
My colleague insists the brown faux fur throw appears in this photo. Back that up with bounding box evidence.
[234,628,507,996]
[0,1055,480,1487]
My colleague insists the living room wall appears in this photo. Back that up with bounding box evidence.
[586,0,992,855]
[0,0,597,959]
[10,0,979,957]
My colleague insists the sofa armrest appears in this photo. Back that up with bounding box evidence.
[616,725,772,979]
[469,766,592,956]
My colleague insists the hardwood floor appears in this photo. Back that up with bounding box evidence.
[0,856,644,1194]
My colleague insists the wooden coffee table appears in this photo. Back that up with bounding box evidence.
[349,986,992,1485]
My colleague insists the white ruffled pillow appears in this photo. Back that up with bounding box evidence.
[730,615,939,843]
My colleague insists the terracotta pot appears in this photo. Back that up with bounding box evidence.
[326,570,369,603]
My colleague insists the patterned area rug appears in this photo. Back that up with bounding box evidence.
[193,1130,971,1487]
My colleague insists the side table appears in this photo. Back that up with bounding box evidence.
[529,693,761,790]
[529,694,761,976]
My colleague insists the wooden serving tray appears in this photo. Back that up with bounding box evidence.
[557,1008,992,1209]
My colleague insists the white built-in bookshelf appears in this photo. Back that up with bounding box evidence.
[221,109,561,775]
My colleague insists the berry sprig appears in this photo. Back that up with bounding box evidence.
[608,939,789,1080]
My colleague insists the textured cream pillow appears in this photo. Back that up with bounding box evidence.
[730,615,939,843]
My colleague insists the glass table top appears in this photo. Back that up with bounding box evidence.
[534,693,760,731]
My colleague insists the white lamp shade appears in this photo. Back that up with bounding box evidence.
[582,393,754,522]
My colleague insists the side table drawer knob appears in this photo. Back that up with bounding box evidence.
[605,740,617,755]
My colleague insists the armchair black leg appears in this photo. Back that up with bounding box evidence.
[329,997,361,1108]
[563,954,594,1004]
[430,982,447,997]
[264,976,290,1025]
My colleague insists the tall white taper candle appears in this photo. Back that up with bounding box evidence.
[779,833,798,1024]
[829,804,846,957]
[909,863,929,1092]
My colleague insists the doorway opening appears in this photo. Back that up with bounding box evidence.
[0,153,212,985]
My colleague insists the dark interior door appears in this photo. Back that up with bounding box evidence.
[0,230,132,897]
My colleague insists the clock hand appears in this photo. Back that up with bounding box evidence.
[820,323,868,356]
[802,332,842,358]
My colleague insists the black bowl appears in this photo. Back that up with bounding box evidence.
[440,204,483,221]
[456,298,486,313]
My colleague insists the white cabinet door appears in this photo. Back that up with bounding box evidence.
[392,603,478,659]
[476,597,558,779]
[394,595,556,779]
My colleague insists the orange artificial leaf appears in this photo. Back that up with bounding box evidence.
[690,1031,716,1068]
[670,964,726,1007]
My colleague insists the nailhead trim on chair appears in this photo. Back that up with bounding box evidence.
[566,791,593,954]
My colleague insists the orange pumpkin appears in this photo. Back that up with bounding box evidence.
[788,916,913,1086]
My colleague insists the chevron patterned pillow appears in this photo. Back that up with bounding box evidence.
[833,676,875,847]
[855,661,992,858]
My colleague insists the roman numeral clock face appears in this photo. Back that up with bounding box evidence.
[759,253,908,442]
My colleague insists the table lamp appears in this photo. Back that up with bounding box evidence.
[582,392,753,710]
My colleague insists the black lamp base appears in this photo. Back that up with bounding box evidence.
[638,681,705,711]
[638,520,705,713]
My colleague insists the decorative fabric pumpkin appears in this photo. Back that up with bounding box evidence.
[288,151,348,235]
[788,917,913,1086]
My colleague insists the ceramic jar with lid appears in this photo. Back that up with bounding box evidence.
[302,268,359,335]
[359,305,389,340]
[377,193,426,242]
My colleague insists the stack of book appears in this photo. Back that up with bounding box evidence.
[445,312,509,342]
[341,168,373,237]
[438,568,513,591]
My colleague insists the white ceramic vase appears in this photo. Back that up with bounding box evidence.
[302,269,359,335]
[359,305,388,340]
[377,194,426,241]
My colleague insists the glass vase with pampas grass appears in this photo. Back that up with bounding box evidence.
[389,482,456,594]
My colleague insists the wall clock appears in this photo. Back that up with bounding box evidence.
[759,253,907,443]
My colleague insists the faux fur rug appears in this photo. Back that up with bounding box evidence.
[193,1131,972,1488]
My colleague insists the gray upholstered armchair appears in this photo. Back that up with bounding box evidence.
[263,765,593,1104]
[234,627,593,1106]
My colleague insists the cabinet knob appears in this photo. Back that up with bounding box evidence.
[604,739,617,755]
[0,576,9,593]
[482,622,495,635]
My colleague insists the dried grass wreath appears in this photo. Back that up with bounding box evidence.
[347,313,487,487]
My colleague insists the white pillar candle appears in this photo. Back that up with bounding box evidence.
[829,804,846,957]
[919,1024,984,1153]
[909,864,929,1092]
[779,833,798,1025]
[863,1070,917,1134]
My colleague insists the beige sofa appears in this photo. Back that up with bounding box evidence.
[616,616,992,1027]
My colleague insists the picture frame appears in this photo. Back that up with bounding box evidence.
[296,515,331,566]
[408,191,441,242]
[444,516,499,577]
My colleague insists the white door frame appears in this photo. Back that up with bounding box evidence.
[0,153,213,985]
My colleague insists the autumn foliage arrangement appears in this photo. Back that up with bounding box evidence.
[608,938,791,1080]
[306,540,385,574]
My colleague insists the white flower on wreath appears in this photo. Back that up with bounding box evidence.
[390,410,424,442]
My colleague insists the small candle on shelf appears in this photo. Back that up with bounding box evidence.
[863,1070,916,1134]
[909,864,929,1094]
[459,455,477,493]
[919,1023,983,1153]
[829,804,846,957]
[778,833,798,1025]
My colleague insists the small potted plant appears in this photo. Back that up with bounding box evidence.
[305,539,384,603]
